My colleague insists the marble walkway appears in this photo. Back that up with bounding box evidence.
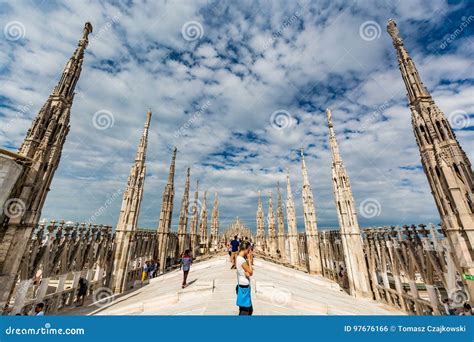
[85,256,404,315]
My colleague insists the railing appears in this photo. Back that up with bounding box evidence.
[3,221,212,316]
[7,221,114,315]
[256,223,465,315]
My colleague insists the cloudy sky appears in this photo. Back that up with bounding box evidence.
[0,0,473,232]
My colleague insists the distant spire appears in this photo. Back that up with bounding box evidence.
[256,189,265,250]
[167,146,177,184]
[300,146,322,274]
[111,110,151,293]
[189,179,200,252]
[276,181,286,259]
[326,108,341,163]
[177,167,191,254]
[211,191,219,249]
[285,171,299,265]
[157,148,177,272]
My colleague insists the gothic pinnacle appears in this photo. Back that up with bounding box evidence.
[111,111,151,293]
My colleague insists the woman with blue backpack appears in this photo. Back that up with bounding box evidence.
[235,240,253,315]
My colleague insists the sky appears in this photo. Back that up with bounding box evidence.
[0,0,473,232]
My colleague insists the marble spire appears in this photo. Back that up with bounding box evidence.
[199,191,208,250]
[267,191,277,256]
[286,170,300,266]
[388,19,474,300]
[189,180,199,255]
[0,23,93,307]
[210,192,219,251]
[300,148,322,274]
[256,190,265,251]
[276,182,286,261]
[177,167,191,255]
[157,147,177,273]
[327,108,370,298]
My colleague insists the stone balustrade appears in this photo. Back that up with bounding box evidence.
[256,223,466,316]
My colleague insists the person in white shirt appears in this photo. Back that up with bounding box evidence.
[34,303,45,316]
[235,240,253,315]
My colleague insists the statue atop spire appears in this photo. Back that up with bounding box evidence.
[111,111,151,293]
[51,22,93,100]
[386,19,430,104]
[388,20,474,300]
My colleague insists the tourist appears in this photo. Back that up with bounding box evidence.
[142,262,149,282]
[148,260,156,279]
[227,242,232,261]
[230,235,240,269]
[76,277,88,306]
[459,303,473,315]
[236,240,253,315]
[180,249,193,288]
[442,298,456,315]
[34,303,45,316]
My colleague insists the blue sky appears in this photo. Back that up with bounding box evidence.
[0,0,473,232]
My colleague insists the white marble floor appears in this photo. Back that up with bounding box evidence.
[90,256,404,316]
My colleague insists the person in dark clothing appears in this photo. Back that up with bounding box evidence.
[230,236,240,269]
[76,277,88,306]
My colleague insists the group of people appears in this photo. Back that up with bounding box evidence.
[227,236,255,315]
[141,260,160,282]
[443,298,473,316]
